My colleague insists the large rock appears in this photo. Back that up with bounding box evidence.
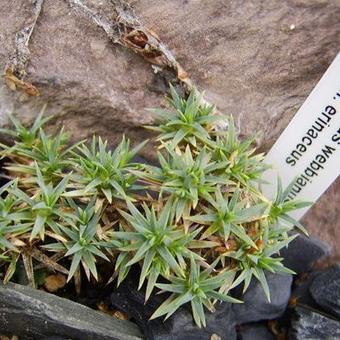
[232,272,292,324]
[237,323,275,340]
[0,282,142,340]
[0,0,339,259]
[309,265,340,319]
[289,306,340,340]
[0,0,160,152]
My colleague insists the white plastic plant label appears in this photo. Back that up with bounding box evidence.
[262,53,340,220]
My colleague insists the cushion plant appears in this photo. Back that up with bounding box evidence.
[0,86,309,328]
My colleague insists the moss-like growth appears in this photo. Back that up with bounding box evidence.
[0,86,309,327]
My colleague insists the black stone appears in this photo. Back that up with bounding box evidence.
[291,271,320,310]
[281,234,331,274]
[309,265,340,319]
[0,283,142,340]
[289,306,340,340]
[232,272,292,324]
[237,323,275,340]
[110,267,237,340]
[41,338,70,340]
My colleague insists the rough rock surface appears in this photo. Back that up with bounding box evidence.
[291,271,320,309]
[309,265,340,319]
[237,323,275,340]
[290,306,340,340]
[0,282,142,340]
[0,0,339,259]
[281,234,331,274]
[232,272,292,324]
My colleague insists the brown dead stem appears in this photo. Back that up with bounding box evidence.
[66,0,193,95]
[66,0,225,124]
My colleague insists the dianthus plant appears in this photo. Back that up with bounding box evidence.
[0,85,309,327]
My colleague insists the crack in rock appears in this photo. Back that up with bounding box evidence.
[65,0,225,125]
[66,0,193,94]
[4,0,44,96]
[4,0,224,123]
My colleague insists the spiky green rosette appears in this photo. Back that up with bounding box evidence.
[0,87,309,328]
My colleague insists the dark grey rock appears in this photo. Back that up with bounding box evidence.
[110,266,236,340]
[281,234,331,274]
[291,272,320,310]
[158,303,237,340]
[0,283,142,340]
[309,265,340,319]
[238,323,275,340]
[289,306,340,340]
[232,272,292,324]
[0,0,339,263]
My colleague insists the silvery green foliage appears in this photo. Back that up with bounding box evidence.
[0,87,309,327]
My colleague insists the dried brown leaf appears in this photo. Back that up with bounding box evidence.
[4,69,40,96]
[44,273,67,292]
